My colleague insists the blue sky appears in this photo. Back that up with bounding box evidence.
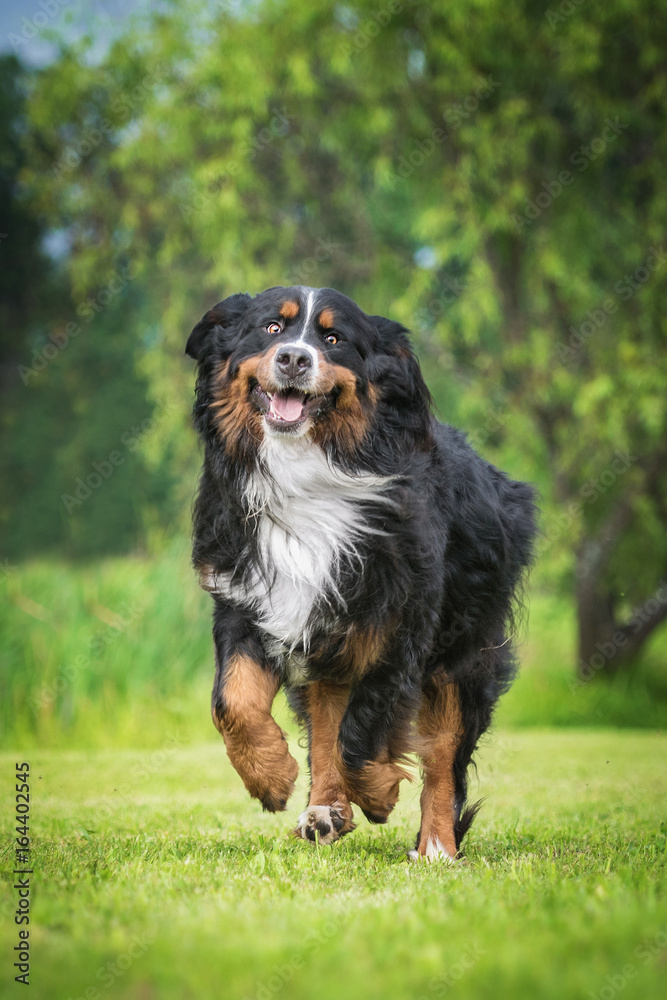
[0,1,139,65]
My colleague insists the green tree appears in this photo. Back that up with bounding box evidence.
[19,0,667,671]
[0,55,52,366]
[0,54,171,559]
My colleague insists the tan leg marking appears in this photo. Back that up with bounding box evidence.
[295,682,355,844]
[212,653,298,812]
[337,755,412,823]
[411,676,463,861]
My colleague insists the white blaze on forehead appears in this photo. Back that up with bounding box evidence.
[295,287,319,340]
[272,287,321,380]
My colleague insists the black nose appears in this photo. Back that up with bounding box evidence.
[275,347,312,379]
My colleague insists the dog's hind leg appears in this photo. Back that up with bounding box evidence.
[211,644,298,813]
[409,673,464,862]
[409,644,513,862]
[292,681,356,845]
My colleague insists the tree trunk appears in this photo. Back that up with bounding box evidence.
[575,542,667,680]
[575,541,618,680]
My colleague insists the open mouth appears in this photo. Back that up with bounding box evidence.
[251,383,324,430]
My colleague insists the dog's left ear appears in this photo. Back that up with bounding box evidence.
[368,315,432,414]
[185,293,252,361]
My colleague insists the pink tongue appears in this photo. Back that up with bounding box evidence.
[271,392,304,421]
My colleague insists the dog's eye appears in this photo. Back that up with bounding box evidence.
[266,322,283,335]
[324,334,338,345]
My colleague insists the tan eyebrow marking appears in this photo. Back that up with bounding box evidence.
[279,300,300,319]
[318,307,335,329]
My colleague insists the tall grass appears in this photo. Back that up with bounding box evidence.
[1,540,666,749]
[1,540,212,748]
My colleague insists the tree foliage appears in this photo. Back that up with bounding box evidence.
[7,0,667,668]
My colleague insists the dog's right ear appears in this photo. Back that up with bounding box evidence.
[185,293,252,361]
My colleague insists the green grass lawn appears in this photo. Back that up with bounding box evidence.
[1,729,665,1000]
[1,550,666,997]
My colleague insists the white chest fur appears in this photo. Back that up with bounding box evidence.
[203,436,393,657]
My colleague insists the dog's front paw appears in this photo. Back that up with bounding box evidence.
[294,802,355,845]
[255,751,299,812]
[220,722,299,812]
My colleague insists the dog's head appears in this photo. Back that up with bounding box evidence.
[186,286,431,461]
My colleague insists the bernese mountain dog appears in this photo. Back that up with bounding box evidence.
[186,285,536,861]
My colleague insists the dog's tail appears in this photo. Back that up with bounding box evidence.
[454,799,484,852]
[451,642,517,853]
